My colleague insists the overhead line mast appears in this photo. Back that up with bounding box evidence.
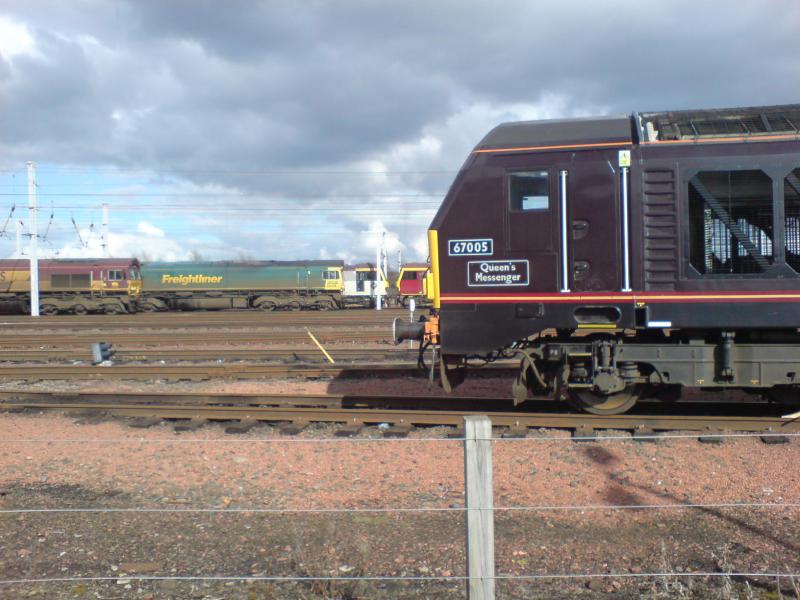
[27,161,39,317]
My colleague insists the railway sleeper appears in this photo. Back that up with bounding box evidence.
[127,417,162,428]
[382,423,413,438]
[173,419,206,432]
[225,419,257,434]
[278,420,308,435]
[334,423,364,437]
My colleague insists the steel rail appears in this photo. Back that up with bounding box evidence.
[0,330,388,346]
[0,309,406,329]
[0,391,516,410]
[1,391,797,432]
[0,347,419,362]
[0,363,432,380]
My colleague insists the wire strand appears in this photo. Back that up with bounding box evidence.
[0,572,797,585]
[1,431,797,444]
[1,501,797,515]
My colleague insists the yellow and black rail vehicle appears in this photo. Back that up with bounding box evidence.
[396,103,800,414]
[0,259,397,314]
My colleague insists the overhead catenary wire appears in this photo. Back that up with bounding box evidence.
[70,216,87,248]
[0,204,15,237]
[0,192,446,198]
[2,166,459,175]
[0,164,446,260]
[40,205,54,242]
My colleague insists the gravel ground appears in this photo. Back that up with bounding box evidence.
[1,402,798,599]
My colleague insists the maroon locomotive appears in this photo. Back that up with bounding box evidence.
[396,104,800,414]
[0,258,141,314]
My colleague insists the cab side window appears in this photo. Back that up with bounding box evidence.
[108,270,125,281]
[509,171,549,211]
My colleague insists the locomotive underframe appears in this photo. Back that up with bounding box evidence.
[136,290,343,311]
[438,301,800,404]
[511,333,800,400]
[0,291,132,314]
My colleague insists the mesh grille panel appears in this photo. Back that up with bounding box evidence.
[785,169,800,272]
[641,105,800,141]
[688,170,774,275]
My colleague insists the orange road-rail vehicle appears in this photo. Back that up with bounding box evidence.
[395,104,800,414]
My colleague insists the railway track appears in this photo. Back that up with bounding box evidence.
[0,362,434,381]
[1,391,797,433]
[0,330,389,346]
[0,347,419,362]
[0,308,407,329]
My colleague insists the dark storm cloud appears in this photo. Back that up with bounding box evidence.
[0,0,799,260]
[2,0,799,176]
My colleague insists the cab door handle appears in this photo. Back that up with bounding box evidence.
[573,260,591,279]
[572,220,589,240]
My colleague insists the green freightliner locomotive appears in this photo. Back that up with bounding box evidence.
[136,260,344,311]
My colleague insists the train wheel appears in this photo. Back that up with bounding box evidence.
[258,302,276,311]
[139,303,158,312]
[72,304,88,316]
[103,304,122,315]
[40,304,58,316]
[288,301,302,312]
[568,385,641,415]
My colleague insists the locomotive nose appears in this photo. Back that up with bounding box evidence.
[393,317,425,344]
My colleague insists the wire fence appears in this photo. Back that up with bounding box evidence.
[0,422,798,598]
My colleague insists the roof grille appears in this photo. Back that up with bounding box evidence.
[639,104,800,142]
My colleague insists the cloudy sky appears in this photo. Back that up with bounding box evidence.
[0,1,798,264]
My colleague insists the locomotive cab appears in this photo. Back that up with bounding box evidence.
[342,264,389,307]
[400,104,800,414]
[396,263,429,307]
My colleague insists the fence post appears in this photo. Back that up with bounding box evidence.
[464,415,495,600]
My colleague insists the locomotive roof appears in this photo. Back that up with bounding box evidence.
[476,104,800,150]
[638,104,800,142]
[0,258,138,267]
[140,260,344,268]
[476,115,632,151]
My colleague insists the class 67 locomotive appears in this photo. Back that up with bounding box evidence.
[395,103,800,415]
